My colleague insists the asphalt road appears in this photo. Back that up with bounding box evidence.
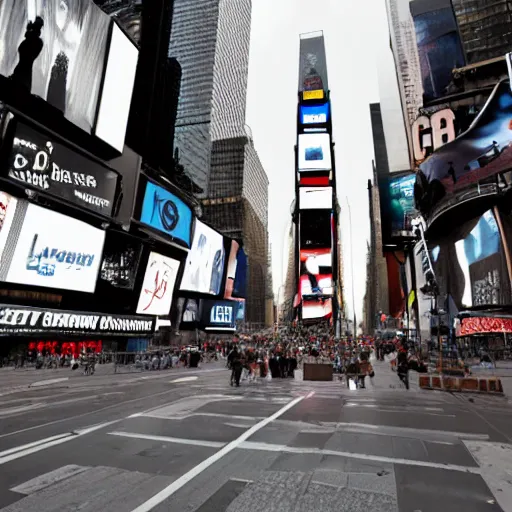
[1,360,512,512]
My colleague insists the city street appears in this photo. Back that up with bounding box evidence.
[0,361,512,511]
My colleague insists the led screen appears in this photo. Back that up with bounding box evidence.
[136,251,180,316]
[429,210,511,309]
[299,187,332,210]
[233,247,247,299]
[201,299,237,331]
[300,211,332,249]
[300,103,329,125]
[300,248,333,298]
[416,80,512,217]
[139,181,192,248]
[180,220,225,295]
[299,174,330,186]
[298,133,331,172]
[224,240,239,299]
[95,22,138,152]
[0,0,110,134]
[1,203,105,293]
[303,298,332,320]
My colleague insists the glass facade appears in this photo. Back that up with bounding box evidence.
[169,0,252,194]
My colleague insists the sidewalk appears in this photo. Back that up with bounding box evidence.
[0,361,227,396]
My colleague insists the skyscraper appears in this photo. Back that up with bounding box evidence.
[169,0,252,193]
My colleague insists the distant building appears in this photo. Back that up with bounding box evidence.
[203,134,270,326]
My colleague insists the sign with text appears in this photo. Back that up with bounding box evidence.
[0,203,105,293]
[136,251,180,316]
[303,90,324,101]
[139,180,192,248]
[300,103,329,125]
[200,300,237,331]
[0,305,155,337]
[6,119,119,217]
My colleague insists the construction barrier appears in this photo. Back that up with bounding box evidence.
[418,374,503,394]
[303,363,333,381]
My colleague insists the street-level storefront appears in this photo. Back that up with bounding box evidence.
[0,304,156,362]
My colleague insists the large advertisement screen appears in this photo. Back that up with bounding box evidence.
[300,211,332,249]
[299,187,332,210]
[94,22,138,153]
[298,33,329,92]
[99,231,142,290]
[0,203,105,293]
[139,181,193,248]
[7,119,119,217]
[303,298,332,320]
[0,0,110,134]
[200,299,237,331]
[430,209,511,309]
[180,220,225,295]
[298,134,331,172]
[136,251,180,316]
[300,248,333,298]
[379,173,416,242]
[416,80,512,217]
[300,103,329,125]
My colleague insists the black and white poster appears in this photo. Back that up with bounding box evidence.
[0,0,110,133]
[6,119,119,216]
[0,304,156,337]
[298,34,329,92]
[99,231,142,290]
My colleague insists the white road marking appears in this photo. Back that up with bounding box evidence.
[130,394,306,512]
[109,431,225,448]
[0,403,47,417]
[306,391,315,399]
[132,412,266,422]
[10,465,90,495]
[345,403,444,412]
[29,377,69,388]
[0,421,119,465]
[238,441,482,474]
[169,377,199,383]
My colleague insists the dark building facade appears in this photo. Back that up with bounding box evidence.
[452,0,512,64]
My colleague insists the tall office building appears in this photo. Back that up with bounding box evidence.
[169,0,252,193]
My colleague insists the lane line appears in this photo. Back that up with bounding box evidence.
[0,374,222,439]
[131,412,266,422]
[30,377,69,388]
[130,394,306,512]
[109,431,225,448]
[238,441,482,474]
[0,421,118,465]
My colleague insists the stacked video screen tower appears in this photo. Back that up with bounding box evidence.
[295,32,339,324]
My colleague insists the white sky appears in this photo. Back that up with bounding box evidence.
[245,0,393,325]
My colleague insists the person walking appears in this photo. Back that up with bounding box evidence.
[230,348,243,387]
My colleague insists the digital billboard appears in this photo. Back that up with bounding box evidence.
[429,209,511,309]
[299,173,330,187]
[380,172,416,243]
[0,203,105,293]
[7,118,119,217]
[299,248,332,298]
[298,133,331,172]
[299,187,332,210]
[298,33,328,92]
[200,300,237,331]
[180,220,225,295]
[136,252,180,316]
[233,246,247,299]
[300,211,332,249]
[139,180,193,248]
[300,103,329,125]
[302,297,332,320]
[415,80,512,216]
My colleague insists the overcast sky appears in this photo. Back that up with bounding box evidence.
[245,0,393,325]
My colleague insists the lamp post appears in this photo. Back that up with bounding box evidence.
[346,197,357,337]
